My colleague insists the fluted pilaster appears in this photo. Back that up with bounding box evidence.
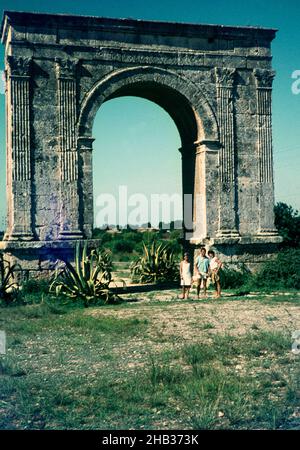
[56,59,83,239]
[215,67,239,238]
[254,68,278,236]
[4,56,34,241]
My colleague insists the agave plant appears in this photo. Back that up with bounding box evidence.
[0,253,22,304]
[50,242,119,305]
[130,241,179,284]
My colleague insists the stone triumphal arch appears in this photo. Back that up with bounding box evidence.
[0,11,281,275]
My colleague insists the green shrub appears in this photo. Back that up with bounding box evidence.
[166,230,182,256]
[223,249,300,292]
[254,248,300,290]
[22,278,49,295]
[130,241,179,284]
[140,230,160,245]
[112,239,135,253]
[274,202,300,248]
[121,230,143,243]
[219,264,251,289]
[91,228,183,258]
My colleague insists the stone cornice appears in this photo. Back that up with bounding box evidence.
[1,10,277,46]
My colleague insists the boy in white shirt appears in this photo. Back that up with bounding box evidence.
[208,250,223,298]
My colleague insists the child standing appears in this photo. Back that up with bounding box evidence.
[208,250,223,298]
[194,247,210,298]
[180,252,192,299]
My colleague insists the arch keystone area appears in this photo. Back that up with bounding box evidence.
[0,11,281,275]
[77,66,219,145]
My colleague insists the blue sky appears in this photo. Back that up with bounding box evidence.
[0,0,300,229]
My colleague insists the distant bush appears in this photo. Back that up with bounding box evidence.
[253,248,300,290]
[140,231,160,245]
[168,229,183,241]
[221,248,300,292]
[219,264,252,289]
[121,230,143,243]
[274,202,300,248]
[92,228,113,243]
[112,239,135,253]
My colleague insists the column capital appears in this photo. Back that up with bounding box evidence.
[215,67,236,88]
[196,140,222,154]
[179,140,221,157]
[77,136,95,151]
[55,58,78,79]
[253,68,275,89]
[7,56,31,77]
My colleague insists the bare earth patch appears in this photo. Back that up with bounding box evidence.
[87,290,300,341]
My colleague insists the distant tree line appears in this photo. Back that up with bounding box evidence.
[0,202,299,247]
[274,202,300,248]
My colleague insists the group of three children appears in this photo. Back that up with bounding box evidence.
[179,247,222,300]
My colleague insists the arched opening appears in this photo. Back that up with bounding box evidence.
[92,96,182,231]
[77,67,220,241]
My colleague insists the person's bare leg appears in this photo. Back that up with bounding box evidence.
[186,287,190,299]
[216,281,221,298]
[203,279,207,297]
[213,281,218,297]
[180,286,185,299]
[197,282,200,299]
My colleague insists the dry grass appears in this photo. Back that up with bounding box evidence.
[0,289,299,430]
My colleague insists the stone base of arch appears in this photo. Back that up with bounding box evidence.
[0,239,104,279]
[0,236,282,280]
[185,239,282,274]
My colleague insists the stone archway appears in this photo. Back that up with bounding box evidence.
[0,11,281,275]
[75,66,220,240]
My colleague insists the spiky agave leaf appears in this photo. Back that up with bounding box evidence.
[0,254,22,302]
[49,242,120,304]
[130,240,179,284]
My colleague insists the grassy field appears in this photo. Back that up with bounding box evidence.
[0,289,299,430]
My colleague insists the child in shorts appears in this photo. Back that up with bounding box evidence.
[208,250,223,298]
[194,247,210,299]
